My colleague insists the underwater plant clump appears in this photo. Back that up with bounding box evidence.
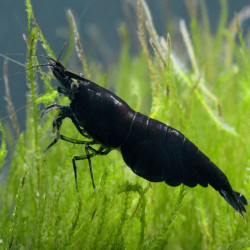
[0,0,249,249]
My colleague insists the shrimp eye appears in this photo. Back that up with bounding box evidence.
[71,81,79,90]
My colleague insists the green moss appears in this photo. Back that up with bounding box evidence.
[0,0,249,249]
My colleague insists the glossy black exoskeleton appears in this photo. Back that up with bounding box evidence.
[44,57,247,217]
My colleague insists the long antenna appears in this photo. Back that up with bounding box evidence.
[0,53,25,67]
[57,42,68,61]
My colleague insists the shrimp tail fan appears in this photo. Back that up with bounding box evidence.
[219,187,247,218]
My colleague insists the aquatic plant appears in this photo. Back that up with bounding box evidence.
[0,0,249,249]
